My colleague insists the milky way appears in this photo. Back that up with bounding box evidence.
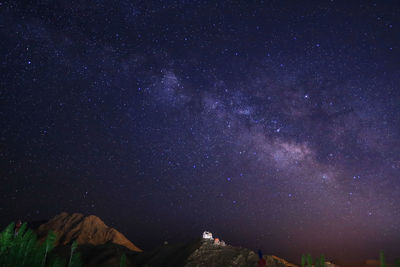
[1,0,400,262]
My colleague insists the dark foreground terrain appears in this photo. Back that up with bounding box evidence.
[3,212,396,267]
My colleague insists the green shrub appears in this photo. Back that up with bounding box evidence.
[380,250,386,267]
[68,241,81,267]
[120,253,127,267]
[0,222,15,254]
[301,253,324,267]
[319,254,325,267]
[301,254,306,267]
[0,222,82,267]
[307,253,312,267]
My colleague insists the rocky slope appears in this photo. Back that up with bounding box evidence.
[126,238,300,267]
[183,239,298,267]
[33,213,335,267]
[36,212,142,252]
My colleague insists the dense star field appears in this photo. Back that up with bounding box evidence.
[1,0,400,263]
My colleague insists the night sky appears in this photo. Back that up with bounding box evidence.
[1,0,400,263]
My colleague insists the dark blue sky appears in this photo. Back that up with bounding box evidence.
[1,0,400,262]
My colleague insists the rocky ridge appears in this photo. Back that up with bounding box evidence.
[36,212,141,252]
[32,213,346,267]
[184,239,298,267]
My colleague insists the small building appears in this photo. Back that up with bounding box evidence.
[202,231,213,240]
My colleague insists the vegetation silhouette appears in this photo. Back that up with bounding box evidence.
[0,221,81,267]
[300,251,400,267]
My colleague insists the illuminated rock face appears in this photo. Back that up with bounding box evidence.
[202,231,213,240]
[36,212,142,252]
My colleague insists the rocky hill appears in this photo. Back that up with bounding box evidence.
[36,212,142,252]
[183,239,298,267]
[32,213,333,267]
[124,238,300,267]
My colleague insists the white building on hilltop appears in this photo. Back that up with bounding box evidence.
[202,231,227,246]
[202,231,213,240]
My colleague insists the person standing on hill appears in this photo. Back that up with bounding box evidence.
[258,249,267,267]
